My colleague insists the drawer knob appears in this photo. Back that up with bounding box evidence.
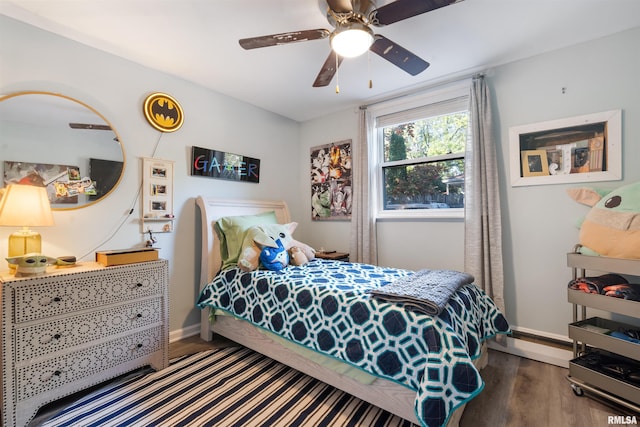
[45,370,62,381]
[43,333,62,344]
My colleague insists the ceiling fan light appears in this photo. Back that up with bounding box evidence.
[330,24,374,58]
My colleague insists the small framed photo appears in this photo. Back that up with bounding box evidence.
[152,184,167,195]
[521,150,549,177]
[151,200,166,211]
[152,167,167,178]
[546,149,563,174]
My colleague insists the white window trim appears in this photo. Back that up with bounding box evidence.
[368,79,470,220]
[376,209,465,220]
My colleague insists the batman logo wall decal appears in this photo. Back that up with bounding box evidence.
[143,92,184,132]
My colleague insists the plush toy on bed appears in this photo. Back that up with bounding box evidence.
[259,239,289,271]
[238,222,316,271]
[288,246,309,266]
[567,181,640,259]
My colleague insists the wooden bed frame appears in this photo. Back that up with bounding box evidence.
[195,196,487,426]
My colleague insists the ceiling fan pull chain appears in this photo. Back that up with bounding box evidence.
[368,50,373,89]
[335,53,340,94]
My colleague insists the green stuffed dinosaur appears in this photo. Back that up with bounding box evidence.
[567,181,640,259]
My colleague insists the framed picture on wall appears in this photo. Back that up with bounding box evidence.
[310,140,352,221]
[509,109,622,186]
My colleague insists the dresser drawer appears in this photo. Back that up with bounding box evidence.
[12,261,166,323]
[15,326,163,401]
[14,297,163,362]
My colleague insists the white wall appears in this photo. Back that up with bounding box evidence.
[298,27,640,338]
[0,16,301,334]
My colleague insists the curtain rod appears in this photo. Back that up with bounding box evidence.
[359,70,486,111]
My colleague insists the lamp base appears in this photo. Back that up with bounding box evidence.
[7,228,42,269]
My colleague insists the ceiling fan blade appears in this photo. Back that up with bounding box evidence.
[239,29,330,50]
[326,0,353,13]
[313,51,344,87]
[369,35,429,76]
[371,0,459,26]
[69,123,112,130]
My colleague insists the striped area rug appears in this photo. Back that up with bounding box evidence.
[42,347,416,427]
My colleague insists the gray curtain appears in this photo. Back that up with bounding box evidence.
[349,107,377,264]
[464,75,505,313]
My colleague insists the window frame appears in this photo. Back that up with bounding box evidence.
[369,80,471,220]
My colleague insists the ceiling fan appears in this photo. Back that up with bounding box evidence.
[239,0,461,88]
[69,122,119,141]
[69,123,112,130]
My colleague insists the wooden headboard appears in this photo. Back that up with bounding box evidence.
[195,196,291,289]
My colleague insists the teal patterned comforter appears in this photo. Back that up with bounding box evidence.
[197,259,509,427]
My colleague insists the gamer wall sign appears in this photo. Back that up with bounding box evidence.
[190,146,260,183]
[143,92,184,132]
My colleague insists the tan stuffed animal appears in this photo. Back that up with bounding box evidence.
[288,246,309,266]
[567,181,640,259]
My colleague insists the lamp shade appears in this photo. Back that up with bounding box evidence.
[330,23,374,58]
[0,184,55,227]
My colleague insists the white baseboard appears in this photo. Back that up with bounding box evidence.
[489,335,572,368]
[169,324,200,343]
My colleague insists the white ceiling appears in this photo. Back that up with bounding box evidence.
[2,0,640,122]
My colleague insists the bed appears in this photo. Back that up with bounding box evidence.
[195,196,509,427]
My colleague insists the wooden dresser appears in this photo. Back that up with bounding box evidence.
[1,260,169,427]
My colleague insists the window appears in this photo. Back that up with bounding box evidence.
[371,82,470,218]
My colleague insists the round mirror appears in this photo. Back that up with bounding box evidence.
[0,91,125,210]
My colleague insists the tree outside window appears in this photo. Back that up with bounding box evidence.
[380,111,469,211]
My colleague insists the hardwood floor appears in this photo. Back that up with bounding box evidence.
[172,336,636,427]
[169,333,235,359]
[461,349,634,427]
